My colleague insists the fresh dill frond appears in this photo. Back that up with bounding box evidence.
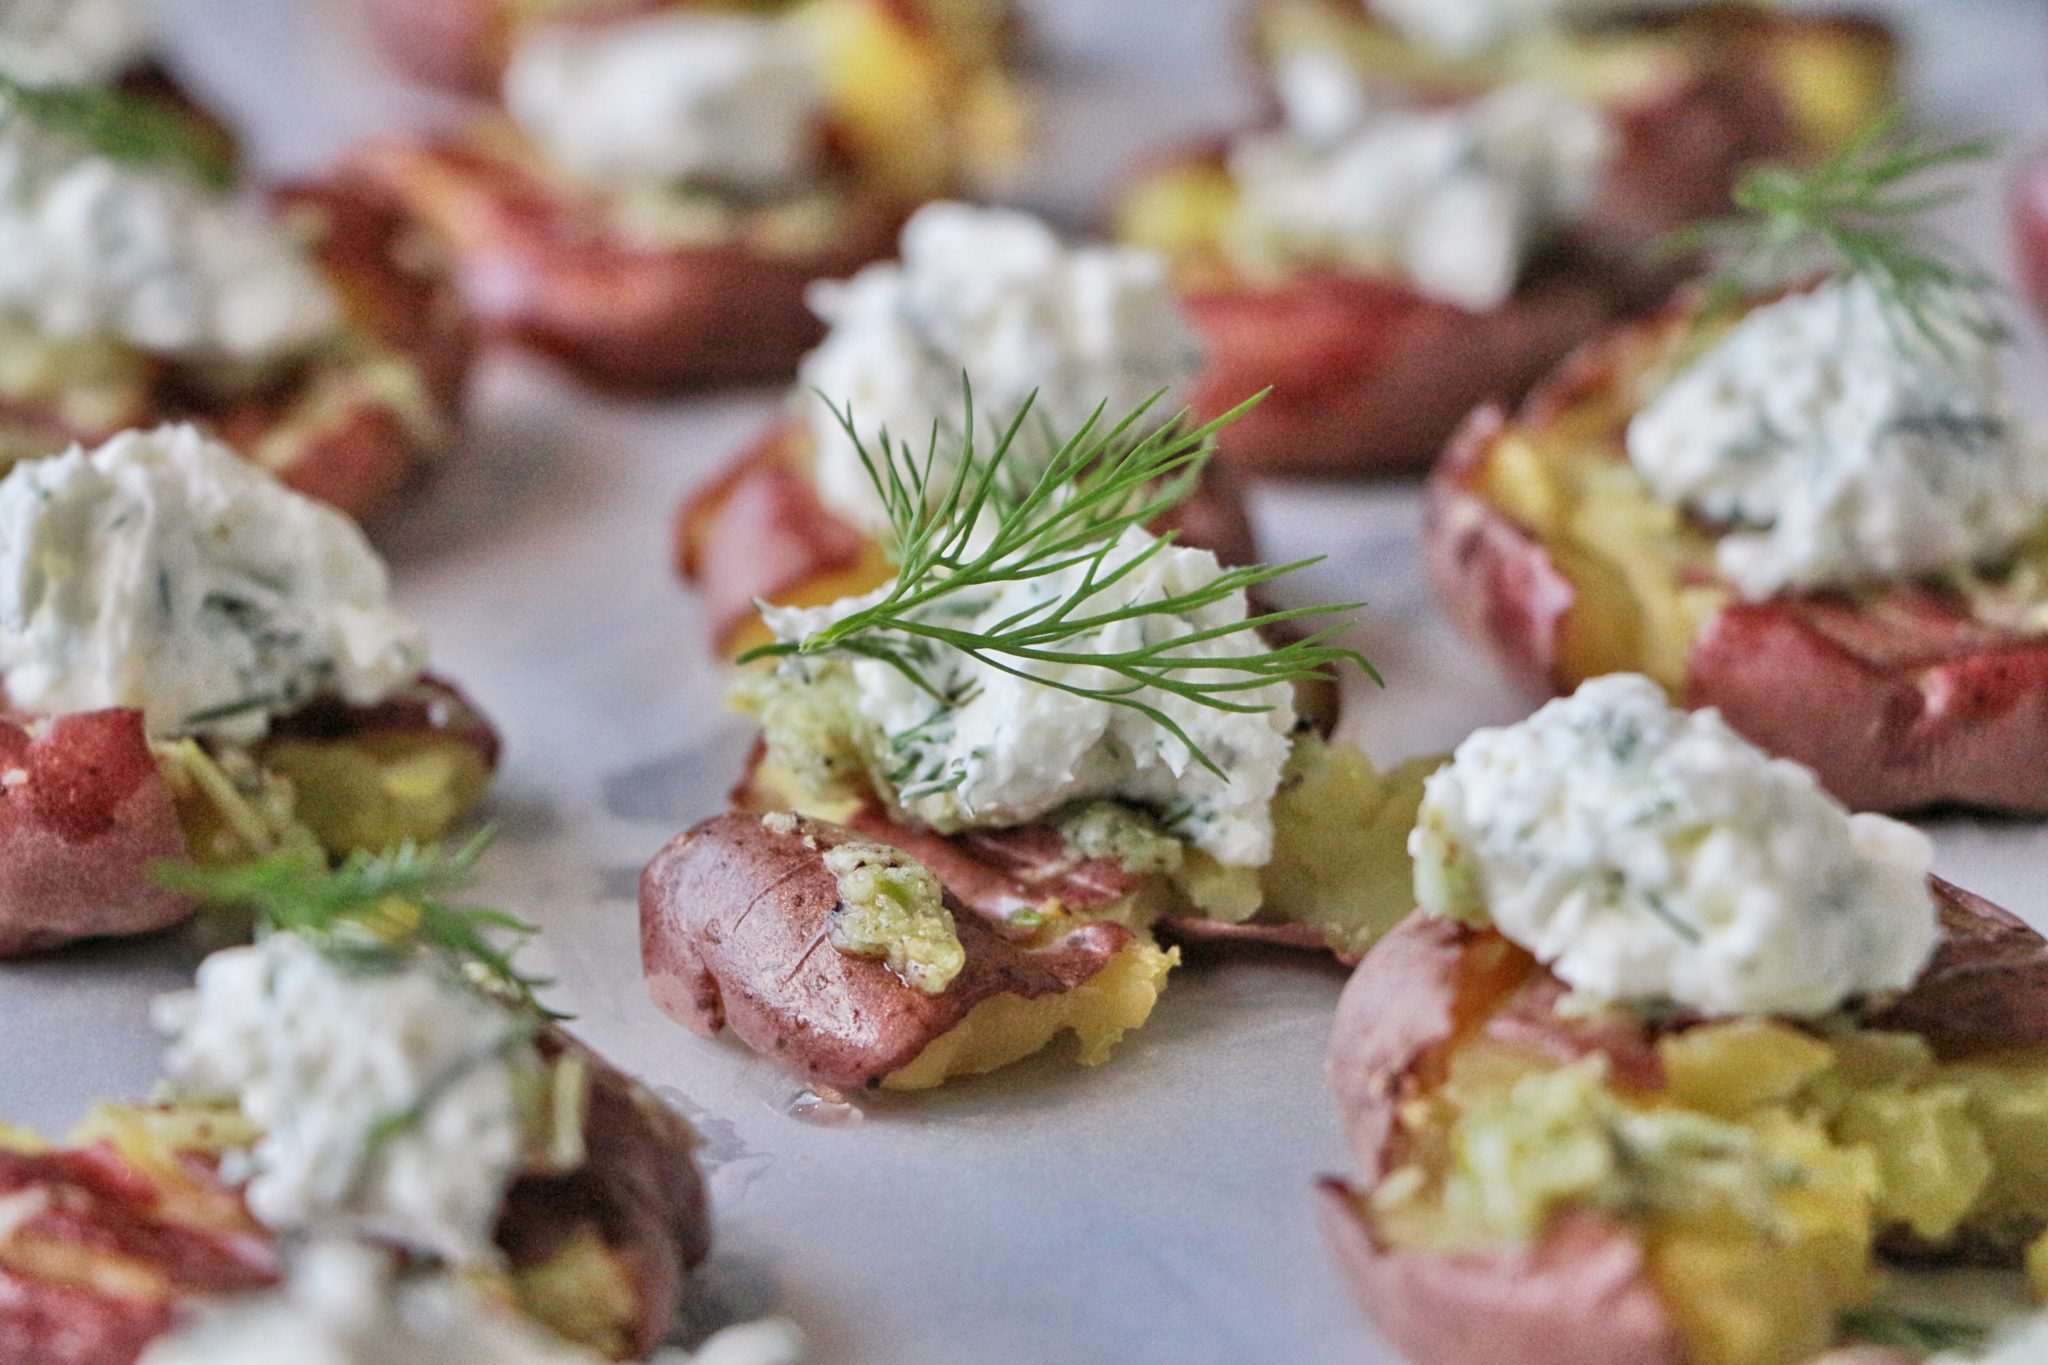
[1839,1305,1992,1353]
[739,385,1376,780]
[1665,111,2000,356]
[0,73,234,190]
[156,828,564,1020]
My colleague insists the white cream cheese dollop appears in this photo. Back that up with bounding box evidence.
[1627,277,2046,599]
[0,111,341,365]
[0,0,152,89]
[1411,673,1938,1018]
[798,203,1206,534]
[1226,83,1610,311]
[765,524,1297,868]
[153,933,542,1263]
[140,1238,811,1365]
[0,425,426,743]
[505,10,826,195]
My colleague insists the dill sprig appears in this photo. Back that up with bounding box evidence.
[157,828,563,1020]
[1839,1305,1992,1353]
[1668,112,2000,355]
[738,386,1376,780]
[0,72,234,190]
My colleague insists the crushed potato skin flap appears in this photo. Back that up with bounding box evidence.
[0,709,191,958]
[641,811,1143,1092]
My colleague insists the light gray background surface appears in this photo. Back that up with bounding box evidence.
[5,2,2048,1361]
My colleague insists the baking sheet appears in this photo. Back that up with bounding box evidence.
[7,1,2048,1361]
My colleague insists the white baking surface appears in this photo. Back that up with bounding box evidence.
[5,2,2048,1361]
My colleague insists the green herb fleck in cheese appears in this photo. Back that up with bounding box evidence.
[821,841,962,995]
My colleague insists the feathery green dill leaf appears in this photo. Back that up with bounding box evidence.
[1839,1305,1992,1353]
[0,73,234,190]
[155,828,564,1019]
[740,385,1376,779]
[1662,111,2000,356]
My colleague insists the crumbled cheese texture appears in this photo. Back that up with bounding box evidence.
[764,524,1297,868]
[822,840,962,994]
[1627,277,2047,599]
[152,934,542,1262]
[504,11,825,195]
[1410,673,1937,1017]
[0,110,341,365]
[799,203,1205,534]
[0,0,152,88]
[1227,82,1610,311]
[140,1238,811,1365]
[1269,46,1375,147]
[0,425,427,743]
[1368,0,1696,58]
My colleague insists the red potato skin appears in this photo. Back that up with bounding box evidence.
[498,1033,713,1358]
[676,421,1262,654]
[0,678,500,959]
[1688,594,2048,815]
[346,137,909,391]
[1177,251,1626,478]
[1423,407,1577,696]
[1872,879,2048,1051]
[675,425,874,656]
[1317,1185,1686,1365]
[2016,151,2048,332]
[1320,879,2046,1365]
[355,0,524,95]
[1425,310,2048,815]
[726,747,1167,924]
[265,674,505,773]
[640,812,1137,1092]
[0,1143,276,1365]
[0,711,191,959]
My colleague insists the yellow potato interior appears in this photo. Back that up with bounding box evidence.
[1377,1015,2048,1365]
[509,1223,646,1360]
[883,939,1177,1091]
[1466,317,1727,695]
[1112,159,1241,280]
[1261,739,1440,957]
[792,0,1025,199]
[258,731,494,855]
[1252,0,1892,159]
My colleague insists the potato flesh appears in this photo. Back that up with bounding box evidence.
[1260,739,1439,957]
[1383,1018,2048,1365]
[883,938,1177,1091]
[157,729,489,871]
[510,1223,644,1360]
[258,731,494,855]
[792,0,1023,200]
